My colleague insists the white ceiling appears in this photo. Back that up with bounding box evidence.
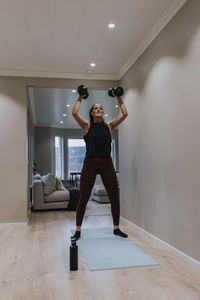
[28,87,120,129]
[0,0,186,80]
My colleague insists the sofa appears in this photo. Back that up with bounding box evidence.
[90,173,120,203]
[32,173,70,210]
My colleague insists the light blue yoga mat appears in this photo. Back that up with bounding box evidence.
[71,227,159,271]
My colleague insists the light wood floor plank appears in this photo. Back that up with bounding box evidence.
[0,211,200,300]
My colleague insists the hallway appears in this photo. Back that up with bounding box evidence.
[1,1,200,299]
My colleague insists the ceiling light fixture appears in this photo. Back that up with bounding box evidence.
[108,23,115,29]
[115,105,118,108]
[66,104,70,107]
[72,89,76,93]
[60,121,64,124]
[105,114,108,117]
[90,62,96,67]
[63,114,67,116]
[86,70,94,73]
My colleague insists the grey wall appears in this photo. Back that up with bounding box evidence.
[35,127,52,175]
[119,0,200,261]
[0,77,118,223]
[34,127,119,178]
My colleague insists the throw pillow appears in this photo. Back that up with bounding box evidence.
[41,173,56,196]
[56,177,66,191]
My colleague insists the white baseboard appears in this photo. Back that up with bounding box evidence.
[121,216,200,265]
[0,221,28,226]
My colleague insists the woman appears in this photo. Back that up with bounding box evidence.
[71,89,128,240]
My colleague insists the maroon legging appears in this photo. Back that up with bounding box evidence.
[76,156,120,226]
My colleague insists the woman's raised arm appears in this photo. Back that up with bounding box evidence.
[72,96,89,129]
[107,95,128,130]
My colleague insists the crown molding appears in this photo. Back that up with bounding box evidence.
[116,0,187,80]
[0,69,118,81]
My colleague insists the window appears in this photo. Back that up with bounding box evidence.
[55,136,64,179]
[67,138,117,179]
[67,139,86,179]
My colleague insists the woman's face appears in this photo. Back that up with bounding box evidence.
[92,104,104,118]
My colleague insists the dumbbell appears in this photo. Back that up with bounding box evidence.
[108,86,124,97]
[77,85,89,99]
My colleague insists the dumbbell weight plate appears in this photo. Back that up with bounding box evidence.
[77,85,89,99]
[77,85,87,95]
[108,88,115,97]
[83,91,89,99]
[113,86,124,97]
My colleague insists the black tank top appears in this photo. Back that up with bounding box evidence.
[83,121,111,157]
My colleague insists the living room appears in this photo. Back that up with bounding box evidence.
[28,86,119,214]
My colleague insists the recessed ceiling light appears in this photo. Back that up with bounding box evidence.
[86,70,94,73]
[115,105,118,108]
[72,89,76,93]
[90,62,96,67]
[60,121,64,124]
[108,23,115,29]
[63,114,67,117]
[105,114,108,117]
[66,104,70,107]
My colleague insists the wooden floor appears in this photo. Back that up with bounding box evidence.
[0,211,200,300]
